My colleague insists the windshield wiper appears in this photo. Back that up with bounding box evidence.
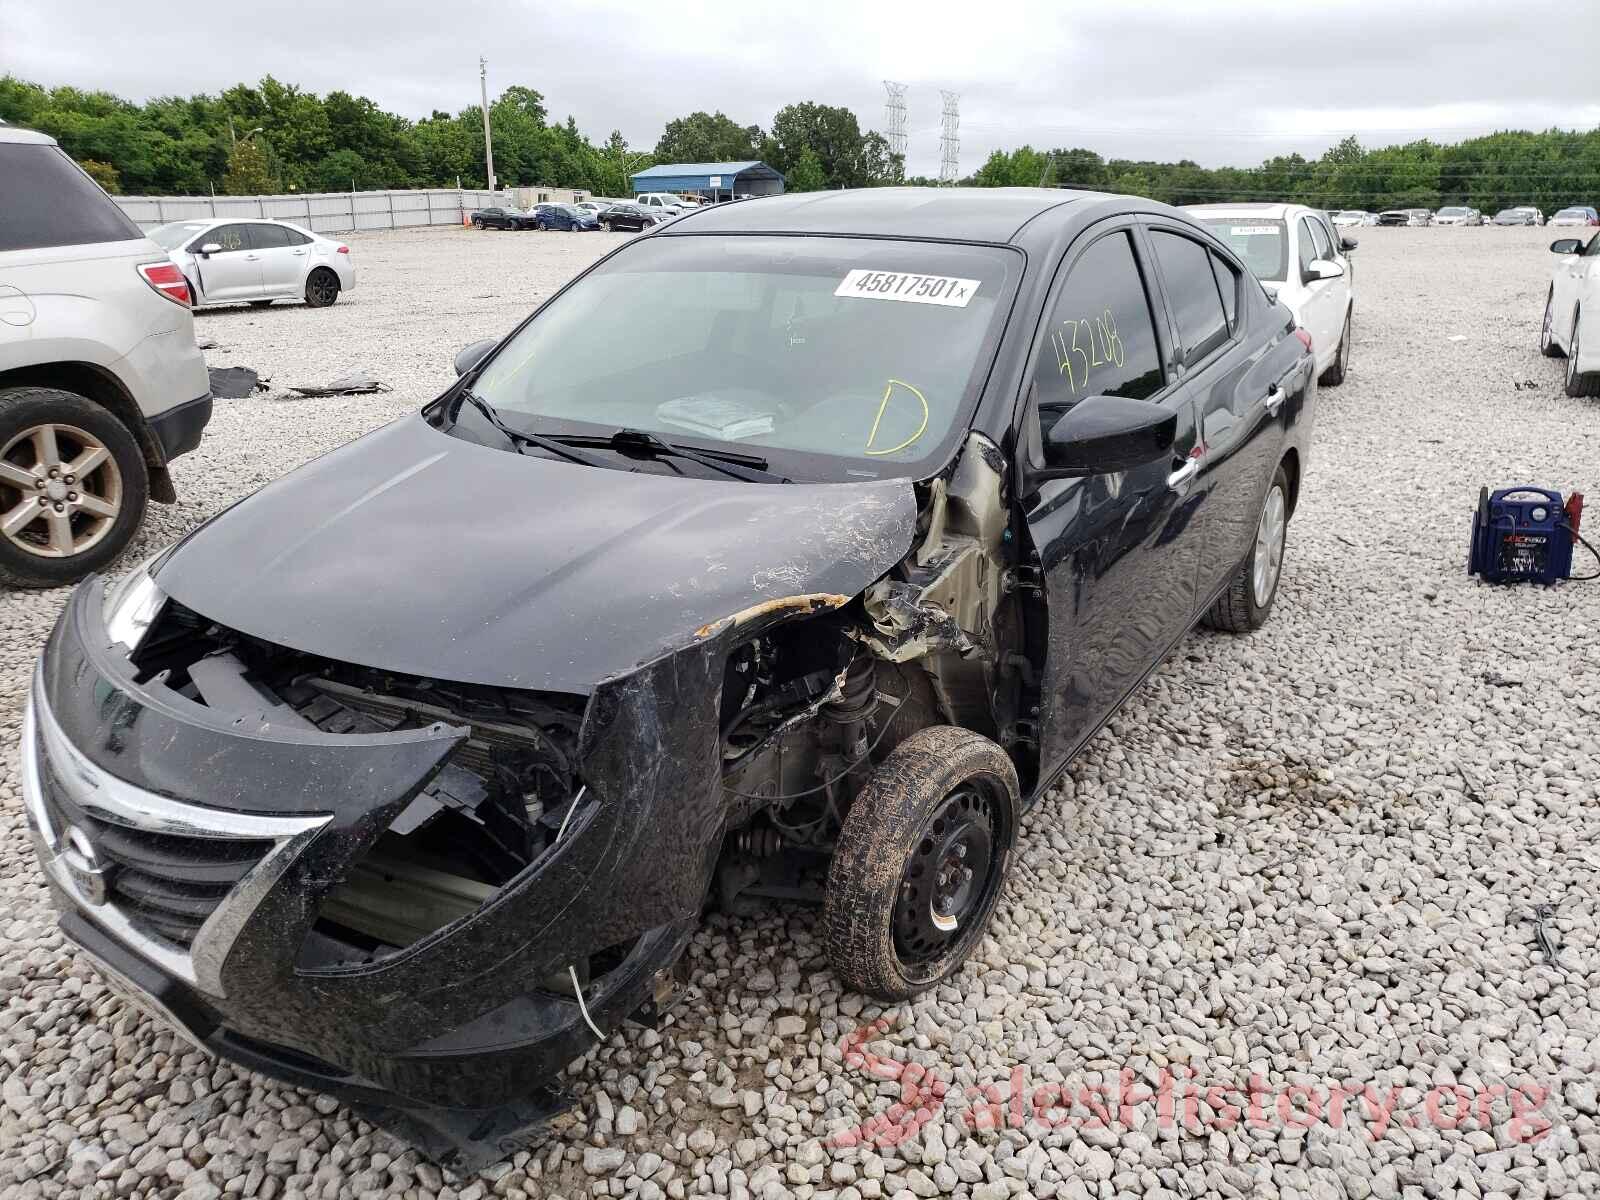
[548,428,791,483]
[455,391,613,469]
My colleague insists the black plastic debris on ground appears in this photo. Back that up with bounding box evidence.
[208,366,266,399]
[289,370,391,397]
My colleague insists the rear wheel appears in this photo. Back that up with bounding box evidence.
[0,386,148,589]
[1541,288,1565,357]
[1319,311,1351,386]
[472,218,484,229]
[304,268,340,308]
[1203,464,1290,633]
[1566,317,1600,398]
[823,726,1020,1001]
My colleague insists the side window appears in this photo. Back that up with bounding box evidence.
[1297,219,1319,280]
[1585,233,1600,258]
[203,224,249,253]
[1150,230,1229,366]
[282,227,312,246]
[250,223,292,249]
[1209,251,1239,333]
[0,144,144,252]
[1317,215,1340,255]
[1308,218,1333,262]
[1032,230,1165,424]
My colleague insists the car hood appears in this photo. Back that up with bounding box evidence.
[152,415,919,693]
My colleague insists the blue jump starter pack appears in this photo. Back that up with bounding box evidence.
[1468,486,1586,584]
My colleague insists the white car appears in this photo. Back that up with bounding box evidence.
[634,192,693,217]
[1540,232,1600,397]
[1189,202,1355,385]
[1549,206,1599,228]
[1434,206,1482,226]
[148,218,355,309]
[1331,210,1371,228]
[1,124,212,587]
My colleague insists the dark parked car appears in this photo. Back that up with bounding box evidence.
[469,206,533,231]
[1493,207,1541,226]
[22,187,1316,1168]
[595,202,657,232]
[533,203,599,231]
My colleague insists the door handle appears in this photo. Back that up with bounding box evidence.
[1166,458,1200,493]
[292,249,306,255]
[1263,386,1286,415]
[244,254,260,260]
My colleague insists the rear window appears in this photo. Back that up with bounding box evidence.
[1195,217,1288,284]
[0,143,145,252]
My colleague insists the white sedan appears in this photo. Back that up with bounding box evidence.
[1188,202,1355,386]
[1541,232,1600,397]
[149,218,356,309]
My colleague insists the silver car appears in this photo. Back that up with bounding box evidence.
[149,218,356,309]
[1,124,211,588]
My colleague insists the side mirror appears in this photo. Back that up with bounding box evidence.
[453,338,497,377]
[1550,239,1584,255]
[1040,394,1177,478]
[198,243,222,257]
[1309,259,1344,280]
[1339,236,1358,253]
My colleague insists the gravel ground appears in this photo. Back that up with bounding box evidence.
[2,223,1598,1200]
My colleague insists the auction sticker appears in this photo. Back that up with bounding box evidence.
[835,269,979,307]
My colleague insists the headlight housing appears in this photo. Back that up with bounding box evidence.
[102,550,170,651]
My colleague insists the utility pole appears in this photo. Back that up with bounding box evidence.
[479,56,497,193]
[939,92,960,184]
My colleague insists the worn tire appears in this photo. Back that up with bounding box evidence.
[1319,311,1350,386]
[823,726,1020,1001]
[0,386,148,589]
[1540,288,1565,357]
[304,268,340,308]
[1203,463,1290,633]
[1566,317,1600,398]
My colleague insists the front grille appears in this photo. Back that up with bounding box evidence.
[38,751,272,949]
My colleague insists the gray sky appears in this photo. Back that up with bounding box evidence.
[3,0,1596,178]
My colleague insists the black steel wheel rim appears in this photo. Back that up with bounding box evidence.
[892,782,1004,975]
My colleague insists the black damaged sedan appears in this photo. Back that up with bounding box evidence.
[22,187,1316,1165]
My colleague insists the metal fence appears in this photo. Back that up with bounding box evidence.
[112,188,509,235]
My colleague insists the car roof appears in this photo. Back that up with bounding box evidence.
[1188,202,1292,220]
[661,186,1101,243]
[0,124,59,145]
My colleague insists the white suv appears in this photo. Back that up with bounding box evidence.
[1188,202,1356,386]
[0,125,211,588]
[634,192,692,218]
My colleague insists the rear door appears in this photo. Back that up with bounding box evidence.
[1019,222,1204,772]
[190,224,261,302]
[1145,223,1291,602]
[249,223,305,295]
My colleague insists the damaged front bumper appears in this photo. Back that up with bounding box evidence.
[21,580,729,1167]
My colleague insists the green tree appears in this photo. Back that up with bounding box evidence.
[77,159,121,192]
[655,111,761,163]
[786,148,826,192]
[768,102,874,188]
[223,137,277,194]
[972,146,1050,188]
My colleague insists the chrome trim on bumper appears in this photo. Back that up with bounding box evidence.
[20,666,331,999]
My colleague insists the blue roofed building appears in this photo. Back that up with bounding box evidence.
[629,161,785,203]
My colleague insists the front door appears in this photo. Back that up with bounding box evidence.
[190,223,261,303]
[1297,216,1345,369]
[1020,224,1204,772]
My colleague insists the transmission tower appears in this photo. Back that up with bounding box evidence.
[882,81,908,159]
[939,91,960,184]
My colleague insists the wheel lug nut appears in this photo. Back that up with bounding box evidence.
[67,492,77,502]
[48,468,59,478]
[53,503,64,512]
[33,478,45,489]
[38,496,48,506]
[63,474,74,484]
